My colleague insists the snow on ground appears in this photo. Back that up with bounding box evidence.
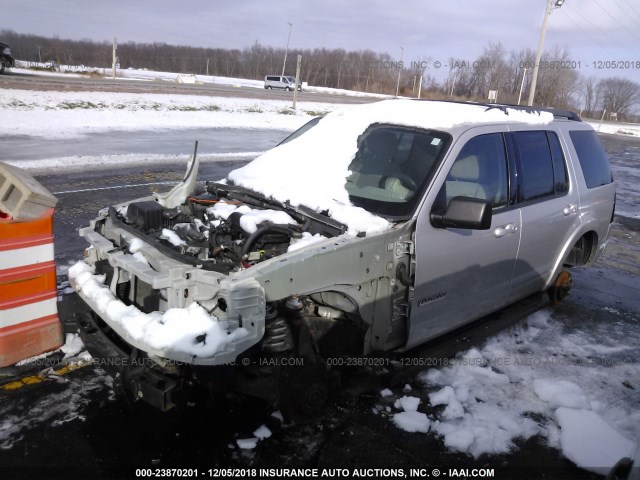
[0,88,337,139]
[235,425,272,450]
[587,120,640,138]
[0,331,104,450]
[60,333,85,359]
[384,309,640,474]
[0,368,113,450]
[6,152,261,175]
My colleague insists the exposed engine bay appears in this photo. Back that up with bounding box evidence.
[67,143,413,417]
[106,181,348,274]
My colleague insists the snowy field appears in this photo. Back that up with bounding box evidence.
[0,87,340,172]
[0,88,337,140]
[586,120,640,138]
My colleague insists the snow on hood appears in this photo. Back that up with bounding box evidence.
[228,100,553,235]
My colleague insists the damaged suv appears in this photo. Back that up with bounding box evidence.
[66,100,615,417]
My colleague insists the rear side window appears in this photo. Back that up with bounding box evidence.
[569,130,613,189]
[513,131,555,201]
[512,130,569,202]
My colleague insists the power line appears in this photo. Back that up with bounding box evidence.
[618,0,640,21]
[558,8,620,59]
[610,0,640,24]
[563,3,638,58]
[592,0,640,43]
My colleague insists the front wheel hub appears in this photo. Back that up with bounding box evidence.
[549,270,573,304]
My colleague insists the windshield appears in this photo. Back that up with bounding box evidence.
[227,101,463,235]
[277,116,322,146]
[346,125,451,217]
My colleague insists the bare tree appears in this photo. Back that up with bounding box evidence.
[598,77,640,120]
[581,76,599,117]
[533,46,579,108]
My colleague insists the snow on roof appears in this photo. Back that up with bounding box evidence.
[228,100,553,235]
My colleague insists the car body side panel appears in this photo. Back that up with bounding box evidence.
[407,126,521,349]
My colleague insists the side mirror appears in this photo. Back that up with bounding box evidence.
[431,196,492,230]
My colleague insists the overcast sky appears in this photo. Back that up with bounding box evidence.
[3,0,639,82]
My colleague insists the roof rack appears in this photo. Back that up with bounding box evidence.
[413,99,582,122]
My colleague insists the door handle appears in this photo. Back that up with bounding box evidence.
[563,204,578,216]
[494,223,517,238]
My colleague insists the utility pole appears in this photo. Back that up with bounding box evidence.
[417,74,423,99]
[292,54,302,110]
[395,47,404,97]
[281,22,293,77]
[112,38,117,80]
[528,0,564,106]
[206,58,209,76]
[597,109,606,132]
[518,67,527,105]
[449,73,458,96]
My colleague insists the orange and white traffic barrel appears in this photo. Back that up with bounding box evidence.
[0,162,63,367]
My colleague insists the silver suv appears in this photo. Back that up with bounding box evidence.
[65,100,615,417]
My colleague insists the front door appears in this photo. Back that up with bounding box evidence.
[407,128,520,349]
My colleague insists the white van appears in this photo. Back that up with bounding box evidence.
[264,75,301,91]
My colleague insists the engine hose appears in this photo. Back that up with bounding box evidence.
[396,262,414,287]
[241,224,299,257]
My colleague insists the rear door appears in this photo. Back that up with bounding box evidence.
[506,128,580,297]
[407,127,521,348]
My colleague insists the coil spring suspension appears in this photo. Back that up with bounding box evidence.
[262,303,294,353]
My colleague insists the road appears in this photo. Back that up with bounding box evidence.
[0,70,380,105]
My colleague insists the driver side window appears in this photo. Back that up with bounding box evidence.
[439,133,508,209]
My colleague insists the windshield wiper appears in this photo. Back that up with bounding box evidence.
[206,181,347,236]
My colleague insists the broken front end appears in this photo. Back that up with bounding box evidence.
[63,169,413,418]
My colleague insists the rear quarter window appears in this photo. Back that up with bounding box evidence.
[569,130,613,189]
